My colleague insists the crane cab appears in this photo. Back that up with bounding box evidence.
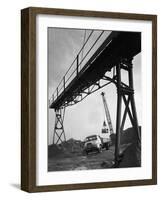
[102,120,108,133]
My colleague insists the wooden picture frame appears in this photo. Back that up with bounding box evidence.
[21,7,157,192]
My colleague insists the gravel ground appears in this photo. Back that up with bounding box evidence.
[48,147,114,171]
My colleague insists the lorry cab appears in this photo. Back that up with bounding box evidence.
[83,135,102,155]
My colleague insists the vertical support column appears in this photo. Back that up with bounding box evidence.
[128,59,141,142]
[128,59,141,166]
[114,58,141,167]
[115,63,122,165]
[53,108,66,145]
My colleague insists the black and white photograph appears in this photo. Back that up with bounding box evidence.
[21,7,157,192]
[48,28,141,172]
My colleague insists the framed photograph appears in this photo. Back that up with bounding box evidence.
[21,7,157,192]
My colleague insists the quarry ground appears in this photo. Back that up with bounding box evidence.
[48,146,115,171]
[48,127,141,172]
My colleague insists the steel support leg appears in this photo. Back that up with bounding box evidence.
[53,108,66,145]
[128,60,141,165]
[115,63,122,164]
[114,58,141,166]
[128,62,141,142]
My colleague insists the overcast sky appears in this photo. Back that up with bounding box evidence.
[48,28,141,145]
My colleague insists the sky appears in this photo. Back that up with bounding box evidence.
[48,28,141,145]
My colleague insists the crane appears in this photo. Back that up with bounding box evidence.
[101,92,114,135]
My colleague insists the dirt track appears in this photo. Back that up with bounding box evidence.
[48,127,141,171]
[48,146,115,171]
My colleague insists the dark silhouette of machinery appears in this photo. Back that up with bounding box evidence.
[102,120,108,134]
[101,92,114,135]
